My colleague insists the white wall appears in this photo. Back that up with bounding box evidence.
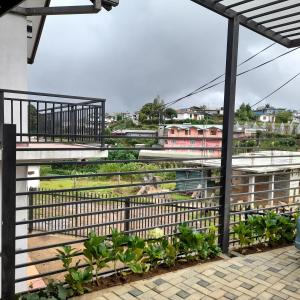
[0,13,28,140]
[0,12,29,294]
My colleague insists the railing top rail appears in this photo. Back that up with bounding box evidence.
[0,88,106,103]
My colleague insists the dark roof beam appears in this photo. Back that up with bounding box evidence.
[238,0,290,15]
[191,0,290,47]
[284,31,300,38]
[258,11,300,25]
[226,0,256,10]
[269,18,300,29]
[276,25,300,34]
[248,3,300,22]
[290,38,300,47]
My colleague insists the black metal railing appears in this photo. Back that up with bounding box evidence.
[0,89,105,144]
[1,110,300,298]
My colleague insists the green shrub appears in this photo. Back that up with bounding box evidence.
[233,212,297,248]
[20,224,220,299]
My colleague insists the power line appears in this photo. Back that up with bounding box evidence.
[163,42,276,107]
[250,71,300,108]
[165,46,299,108]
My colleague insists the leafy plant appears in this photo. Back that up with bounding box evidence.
[19,281,73,300]
[176,224,218,260]
[110,229,129,273]
[83,232,111,285]
[233,221,253,249]
[247,215,265,243]
[57,246,92,295]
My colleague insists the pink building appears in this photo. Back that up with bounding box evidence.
[158,125,223,157]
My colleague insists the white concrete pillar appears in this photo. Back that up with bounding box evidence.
[248,175,255,209]
[289,171,300,204]
[268,174,275,207]
[0,12,28,294]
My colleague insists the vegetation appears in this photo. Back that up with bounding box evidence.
[138,96,165,124]
[233,211,298,250]
[235,103,255,123]
[19,225,220,299]
[276,111,293,124]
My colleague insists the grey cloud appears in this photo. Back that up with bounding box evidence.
[29,0,300,112]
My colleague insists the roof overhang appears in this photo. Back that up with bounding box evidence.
[1,0,119,64]
[191,0,300,48]
[27,0,51,64]
[0,0,25,16]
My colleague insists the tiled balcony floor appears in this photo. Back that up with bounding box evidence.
[73,246,300,300]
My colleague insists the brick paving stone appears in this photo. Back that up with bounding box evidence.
[128,289,143,297]
[197,279,210,287]
[72,247,300,300]
[271,296,285,300]
[240,282,253,290]
[259,291,275,300]
[215,271,226,278]
[161,286,181,298]
[209,289,226,299]
[176,290,190,299]
[284,284,298,292]
[153,278,167,286]
[255,274,268,281]
[224,292,237,300]
[120,293,137,300]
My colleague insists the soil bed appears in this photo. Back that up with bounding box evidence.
[232,242,293,256]
[86,257,222,292]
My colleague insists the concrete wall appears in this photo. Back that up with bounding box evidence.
[0,12,29,294]
[0,13,28,139]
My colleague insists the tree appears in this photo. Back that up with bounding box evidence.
[235,103,255,122]
[276,111,293,124]
[28,104,38,133]
[139,96,165,124]
[164,108,177,120]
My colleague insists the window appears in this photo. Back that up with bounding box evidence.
[185,130,189,136]
[198,129,204,135]
[172,140,176,144]
[165,140,168,144]
[170,129,175,134]
[191,140,195,145]
[210,129,217,135]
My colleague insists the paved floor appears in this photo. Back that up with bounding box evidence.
[73,246,300,300]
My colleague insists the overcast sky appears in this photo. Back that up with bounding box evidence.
[28,0,300,113]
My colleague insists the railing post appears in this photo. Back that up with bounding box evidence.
[28,188,35,234]
[101,101,105,147]
[1,124,16,299]
[219,17,239,254]
[0,91,4,145]
[124,198,130,235]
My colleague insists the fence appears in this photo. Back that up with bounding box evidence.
[0,89,105,144]
[2,112,300,298]
[29,189,221,238]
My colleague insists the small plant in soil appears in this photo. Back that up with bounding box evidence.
[57,246,92,295]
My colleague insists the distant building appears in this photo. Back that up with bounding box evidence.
[234,122,267,138]
[174,108,205,121]
[254,105,286,123]
[112,129,157,137]
[157,124,223,157]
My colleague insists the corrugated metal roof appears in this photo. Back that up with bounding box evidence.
[164,124,223,130]
[192,0,300,48]
[186,150,300,173]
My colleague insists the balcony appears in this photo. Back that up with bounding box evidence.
[0,89,105,145]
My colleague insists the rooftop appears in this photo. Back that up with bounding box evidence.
[189,150,300,173]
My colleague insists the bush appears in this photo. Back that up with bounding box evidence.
[19,224,220,299]
[233,211,297,249]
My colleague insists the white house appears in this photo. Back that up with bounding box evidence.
[174,108,205,121]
